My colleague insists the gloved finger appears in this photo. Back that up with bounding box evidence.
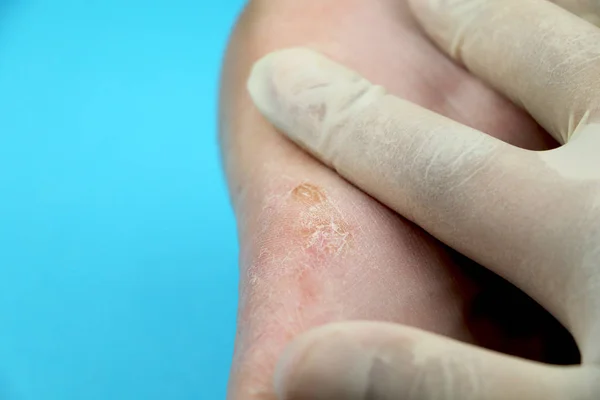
[247,48,584,330]
[274,321,600,400]
[551,0,600,26]
[408,0,600,144]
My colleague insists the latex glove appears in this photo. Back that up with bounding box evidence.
[247,0,600,398]
[553,0,600,25]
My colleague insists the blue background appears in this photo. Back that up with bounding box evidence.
[0,1,244,398]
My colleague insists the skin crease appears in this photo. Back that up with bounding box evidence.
[219,1,576,399]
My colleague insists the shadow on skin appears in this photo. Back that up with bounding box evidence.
[449,250,580,365]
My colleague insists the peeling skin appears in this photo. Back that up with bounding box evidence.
[292,183,353,257]
[230,181,367,399]
[292,182,327,204]
[242,181,355,305]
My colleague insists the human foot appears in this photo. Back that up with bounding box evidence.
[220,1,573,398]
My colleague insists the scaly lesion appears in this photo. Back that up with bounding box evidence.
[292,182,353,257]
[231,182,356,399]
[243,181,354,295]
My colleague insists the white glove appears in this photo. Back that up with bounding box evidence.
[247,0,600,398]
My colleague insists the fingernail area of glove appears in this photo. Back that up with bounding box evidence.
[246,47,371,153]
[247,48,330,140]
[273,329,376,400]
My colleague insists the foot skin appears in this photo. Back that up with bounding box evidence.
[219,1,573,399]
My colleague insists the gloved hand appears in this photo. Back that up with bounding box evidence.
[222,1,579,398]
[247,0,600,398]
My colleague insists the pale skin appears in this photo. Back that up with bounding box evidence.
[219,0,592,399]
